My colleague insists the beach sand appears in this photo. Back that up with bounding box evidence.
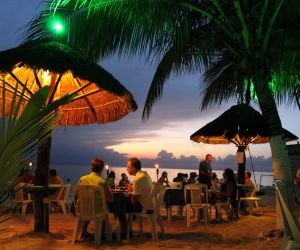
[0,188,281,250]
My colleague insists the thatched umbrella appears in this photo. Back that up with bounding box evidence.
[0,40,137,232]
[190,103,298,183]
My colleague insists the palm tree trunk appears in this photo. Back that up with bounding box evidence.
[255,80,293,228]
[33,136,52,232]
[255,81,292,181]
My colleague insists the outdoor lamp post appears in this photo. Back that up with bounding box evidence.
[105,164,109,177]
[155,164,159,182]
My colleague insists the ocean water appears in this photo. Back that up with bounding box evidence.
[53,164,274,188]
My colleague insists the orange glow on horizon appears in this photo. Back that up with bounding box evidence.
[106,138,271,160]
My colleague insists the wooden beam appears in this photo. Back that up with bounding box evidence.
[48,74,62,104]
[73,78,98,121]
[33,70,42,89]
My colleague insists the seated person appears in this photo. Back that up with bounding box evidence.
[158,171,169,186]
[49,169,64,200]
[119,173,130,187]
[76,158,114,238]
[217,168,239,219]
[126,157,154,213]
[210,172,221,191]
[187,172,198,184]
[244,171,255,196]
[106,171,116,189]
[294,168,300,186]
[173,173,185,183]
[245,171,253,185]
[183,173,188,182]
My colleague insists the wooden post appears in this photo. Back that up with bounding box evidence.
[34,137,52,232]
[237,146,246,184]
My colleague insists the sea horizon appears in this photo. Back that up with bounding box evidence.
[52,164,274,188]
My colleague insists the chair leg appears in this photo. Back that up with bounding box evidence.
[157,215,165,234]
[60,201,67,215]
[138,215,143,236]
[195,208,199,222]
[72,217,83,243]
[147,215,158,240]
[21,203,27,216]
[203,208,208,225]
[115,217,121,241]
[94,218,103,246]
[186,205,191,227]
[105,216,112,242]
[127,215,132,240]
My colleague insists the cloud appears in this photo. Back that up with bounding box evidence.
[51,135,272,173]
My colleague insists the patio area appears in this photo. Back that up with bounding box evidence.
[0,188,281,250]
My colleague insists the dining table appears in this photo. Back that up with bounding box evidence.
[23,184,63,232]
[108,189,132,219]
[163,187,186,222]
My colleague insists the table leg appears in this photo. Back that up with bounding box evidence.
[216,203,222,221]
[43,197,50,233]
[177,206,184,219]
[167,207,172,223]
[248,201,253,215]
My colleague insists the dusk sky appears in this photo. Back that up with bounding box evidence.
[1,0,300,169]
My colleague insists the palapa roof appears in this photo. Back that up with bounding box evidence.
[190,103,298,146]
[0,40,137,126]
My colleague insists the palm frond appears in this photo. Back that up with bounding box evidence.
[0,85,75,205]
[200,53,244,110]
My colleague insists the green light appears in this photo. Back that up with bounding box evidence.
[48,17,64,35]
[54,22,63,32]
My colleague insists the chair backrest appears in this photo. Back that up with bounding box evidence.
[14,182,30,202]
[248,185,257,197]
[169,182,182,188]
[184,183,208,205]
[76,184,107,220]
[57,183,72,201]
[141,188,157,214]
[153,185,166,215]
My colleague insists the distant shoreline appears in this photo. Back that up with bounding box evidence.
[52,163,273,172]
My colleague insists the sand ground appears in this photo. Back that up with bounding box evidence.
[0,188,281,250]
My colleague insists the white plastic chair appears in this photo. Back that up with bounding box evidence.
[184,183,210,227]
[126,188,159,240]
[153,183,166,234]
[13,182,33,216]
[50,183,72,215]
[238,184,261,215]
[72,185,111,246]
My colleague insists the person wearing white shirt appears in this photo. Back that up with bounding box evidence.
[126,157,154,212]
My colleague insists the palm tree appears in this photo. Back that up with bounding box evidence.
[0,84,74,208]
[24,0,300,222]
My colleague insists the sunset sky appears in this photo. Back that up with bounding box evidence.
[1,0,300,168]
